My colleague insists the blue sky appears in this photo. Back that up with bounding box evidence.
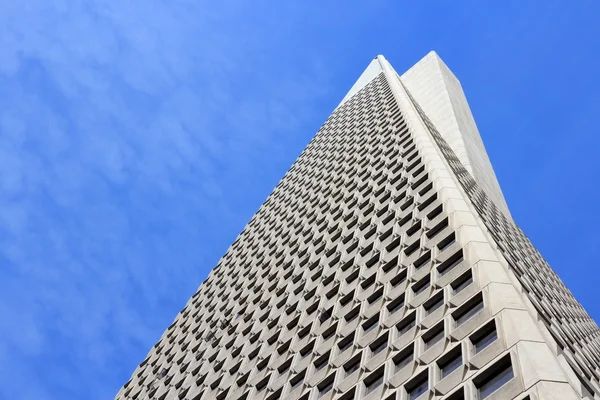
[0,1,599,399]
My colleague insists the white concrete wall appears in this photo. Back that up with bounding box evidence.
[400,51,512,220]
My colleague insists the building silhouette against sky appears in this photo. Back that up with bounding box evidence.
[116,52,600,400]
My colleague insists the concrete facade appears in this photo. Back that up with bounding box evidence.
[115,54,600,400]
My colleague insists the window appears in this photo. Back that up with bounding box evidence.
[437,250,463,276]
[362,314,379,334]
[423,323,444,350]
[322,323,337,340]
[343,357,361,377]
[426,217,448,239]
[368,288,383,304]
[393,345,414,372]
[437,232,455,252]
[290,370,305,390]
[338,333,354,352]
[390,269,407,288]
[471,321,498,354]
[424,292,443,315]
[314,352,329,371]
[397,313,416,336]
[345,307,360,323]
[406,372,428,400]
[257,356,270,371]
[300,341,315,358]
[339,290,355,306]
[370,334,388,357]
[413,250,431,269]
[453,294,484,326]
[451,270,473,294]
[278,359,291,375]
[475,357,514,399]
[319,307,333,324]
[412,275,430,296]
[387,294,405,314]
[438,348,462,378]
[364,369,384,396]
[318,375,334,397]
[445,387,465,400]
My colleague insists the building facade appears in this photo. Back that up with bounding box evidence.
[116,53,600,400]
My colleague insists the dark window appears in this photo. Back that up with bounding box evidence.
[314,352,329,371]
[368,288,384,304]
[424,292,443,315]
[362,315,379,334]
[397,313,416,336]
[437,233,456,252]
[300,341,314,358]
[387,294,405,314]
[370,334,388,357]
[406,372,428,400]
[318,376,334,397]
[445,387,465,400]
[345,307,360,323]
[390,270,407,287]
[412,275,430,295]
[475,359,514,399]
[343,357,360,377]
[437,250,463,276]
[471,321,498,353]
[364,370,384,395]
[451,270,473,294]
[423,324,444,350]
[338,333,354,352]
[322,323,337,340]
[393,345,414,372]
[438,348,462,378]
[290,370,305,390]
[453,295,484,326]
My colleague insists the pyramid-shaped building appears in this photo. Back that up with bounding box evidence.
[116,53,600,400]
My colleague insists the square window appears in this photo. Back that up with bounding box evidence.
[387,295,405,314]
[453,295,484,326]
[406,373,428,400]
[362,315,379,334]
[322,323,337,340]
[437,250,463,276]
[423,324,444,350]
[438,349,462,378]
[370,336,388,357]
[314,352,329,371]
[290,371,305,390]
[318,377,334,397]
[437,233,456,252]
[451,271,473,294]
[471,322,498,354]
[368,288,384,304]
[424,292,443,315]
[343,357,360,377]
[345,307,360,323]
[364,371,384,396]
[390,270,407,287]
[412,275,430,295]
[476,362,514,399]
[338,333,354,352]
[397,313,416,336]
[393,345,414,372]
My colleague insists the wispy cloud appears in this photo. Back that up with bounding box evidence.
[0,1,331,398]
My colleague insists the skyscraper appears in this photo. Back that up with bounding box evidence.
[116,52,600,400]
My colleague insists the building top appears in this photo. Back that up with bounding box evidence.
[339,52,512,219]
